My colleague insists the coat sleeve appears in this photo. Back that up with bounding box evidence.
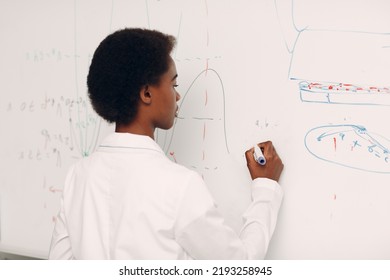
[174,174,283,259]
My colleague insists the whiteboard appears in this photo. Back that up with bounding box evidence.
[0,0,390,259]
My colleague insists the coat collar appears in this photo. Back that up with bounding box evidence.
[98,132,164,154]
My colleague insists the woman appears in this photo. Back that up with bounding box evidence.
[49,28,284,259]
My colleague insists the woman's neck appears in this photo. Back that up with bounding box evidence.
[115,120,154,139]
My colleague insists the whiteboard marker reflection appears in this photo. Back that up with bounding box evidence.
[254,145,266,165]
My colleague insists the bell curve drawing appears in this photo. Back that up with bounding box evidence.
[305,124,390,174]
[160,68,230,173]
[152,0,230,175]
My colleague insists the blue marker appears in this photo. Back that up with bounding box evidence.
[254,145,266,165]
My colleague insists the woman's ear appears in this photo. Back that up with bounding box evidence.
[139,85,152,105]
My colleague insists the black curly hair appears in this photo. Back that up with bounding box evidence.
[87,28,176,124]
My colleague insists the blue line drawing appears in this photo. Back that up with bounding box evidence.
[274,0,390,106]
[304,124,390,173]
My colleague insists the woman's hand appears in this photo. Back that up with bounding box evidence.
[245,141,284,182]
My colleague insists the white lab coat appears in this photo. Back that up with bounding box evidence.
[49,132,283,259]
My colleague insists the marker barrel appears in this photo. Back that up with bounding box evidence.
[254,145,266,165]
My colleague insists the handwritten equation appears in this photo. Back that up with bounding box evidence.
[4,91,102,165]
[305,124,390,173]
